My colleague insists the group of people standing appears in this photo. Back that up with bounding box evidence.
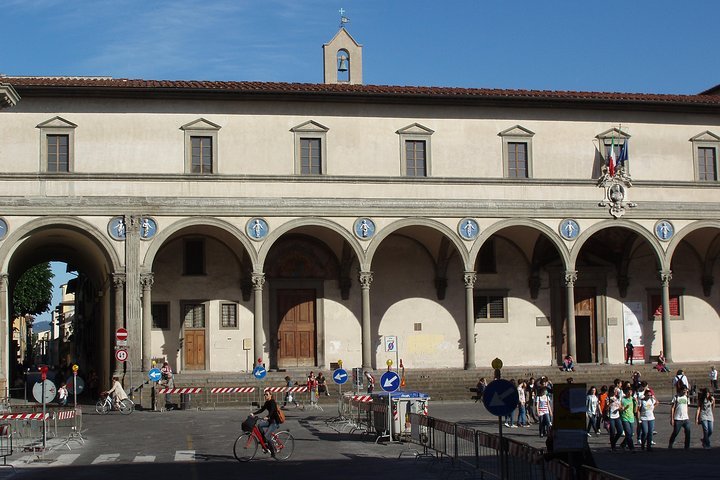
[585,369,715,452]
[476,375,556,438]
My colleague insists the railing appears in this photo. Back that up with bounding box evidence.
[327,394,626,480]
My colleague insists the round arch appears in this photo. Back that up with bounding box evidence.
[257,217,365,271]
[365,218,469,271]
[0,216,122,274]
[665,219,720,263]
[570,219,666,271]
[468,218,571,270]
[142,217,256,269]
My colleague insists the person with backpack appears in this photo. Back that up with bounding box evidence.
[669,385,692,449]
[673,369,690,393]
[251,390,283,458]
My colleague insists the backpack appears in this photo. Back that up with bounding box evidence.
[675,375,686,393]
[276,406,286,424]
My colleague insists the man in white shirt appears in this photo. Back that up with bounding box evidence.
[668,386,691,449]
[672,369,690,392]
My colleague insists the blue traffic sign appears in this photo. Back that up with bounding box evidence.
[482,379,520,417]
[332,368,348,385]
[380,371,400,392]
[252,365,267,380]
[148,368,162,382]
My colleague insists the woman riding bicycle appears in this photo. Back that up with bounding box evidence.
[102,376,129,409]
[251,391,281,457]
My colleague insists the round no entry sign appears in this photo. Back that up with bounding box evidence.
[116,328,128,342]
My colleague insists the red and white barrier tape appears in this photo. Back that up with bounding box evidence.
[158,387,203,394]
[54,410,76,420]
[352,395,372,403]
[0,413,49,420]
[264,386,309,393]
[210,387,256,394]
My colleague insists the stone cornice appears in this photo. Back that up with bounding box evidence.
[0,195,718,219]
[0,83,20,109]
[0,172,719,190]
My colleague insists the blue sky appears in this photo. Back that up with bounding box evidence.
[2,0,719,95]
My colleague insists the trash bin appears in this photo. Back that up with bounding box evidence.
[180,393,191,410]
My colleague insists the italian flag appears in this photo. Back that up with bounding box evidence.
[608,138,616,177]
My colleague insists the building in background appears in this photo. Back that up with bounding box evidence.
[0,27,718,390]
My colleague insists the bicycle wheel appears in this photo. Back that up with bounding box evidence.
[233,433,259,462]
[119,399,134,415]
[95,400,109,415]
[272,431,294,460]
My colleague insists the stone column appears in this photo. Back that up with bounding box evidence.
[124,216,142,369]
[252,273,265,365]
[660,270,673,362]
[112,272,126,376]
[359,271,373,369]
[0,274,8,387]
[464,272,477,369]
[564,270,578,360]
[140,273,154,372]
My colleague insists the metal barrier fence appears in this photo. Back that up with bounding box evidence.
[51,408,84,450]
[0,413,50,453]
[157,387,203,410]
[209,387,256,409]
[326,394,625,480]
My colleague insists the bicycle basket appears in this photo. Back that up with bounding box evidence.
[241,415,257,432]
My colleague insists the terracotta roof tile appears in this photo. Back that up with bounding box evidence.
[3,76,720,106]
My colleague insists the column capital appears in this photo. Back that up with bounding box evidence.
[659,270,672,285]
[564,270,578,287]
[463,271,477,288]
[112,272,126,288]
[140,272,154,290]
[251,272,265,289]
[358,271,373,288]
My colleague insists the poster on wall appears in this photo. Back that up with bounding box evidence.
[622,302,645,362]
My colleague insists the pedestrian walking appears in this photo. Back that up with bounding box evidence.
[281,375,300,409]
[625,339,634,365]
[620,387,636,451]
[673,369,690,393]
[696,388,715,449]
[586,386,600,435]
[668,385,692,449]
[536,386,552,438]
[608,388,623,451]
[639,388,657,451]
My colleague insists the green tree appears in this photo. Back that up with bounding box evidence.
[13,263,54,318]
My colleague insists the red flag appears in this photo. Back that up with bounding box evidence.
[608,138,616,177]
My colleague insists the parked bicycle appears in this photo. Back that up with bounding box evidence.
[234,415,294,461]
[95,393,134,415]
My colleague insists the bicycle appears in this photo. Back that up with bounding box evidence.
[233,416,295,461]
[95,394,134,415]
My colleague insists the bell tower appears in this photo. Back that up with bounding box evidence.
[323,15,363,85]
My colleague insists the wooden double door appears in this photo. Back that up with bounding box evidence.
[277,289,317,368]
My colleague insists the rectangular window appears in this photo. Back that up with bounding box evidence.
[191,136,213,174]
[507,142,528,178]
[405,140,426,177]
[221,303,238,328]
[151,303,169,329]
[698,147,717,181]
[184,239,205,275]
[183,303,206,328]
[47,134,69,172]
[300,138,322,174]
[650,293,682,320]
[474,292,507,322]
